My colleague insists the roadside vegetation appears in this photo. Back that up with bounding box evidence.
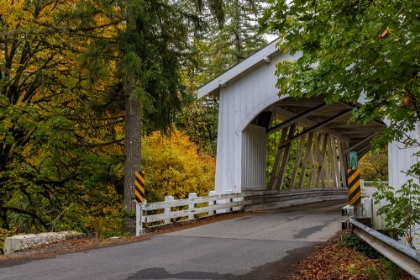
[0,0,267,251]
[1,4,418,277]
[292,232,414,280]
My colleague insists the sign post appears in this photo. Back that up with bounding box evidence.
[347,168,361,206]
[348,167,362,218]
[135,171,145,236]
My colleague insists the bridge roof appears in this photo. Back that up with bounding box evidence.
[198,40,387,157]
[198,39,280,99]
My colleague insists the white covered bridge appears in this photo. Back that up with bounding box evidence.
[198,40,414,198]
[135,41,420,249]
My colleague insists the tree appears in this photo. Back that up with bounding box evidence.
[373,179,420,249]
[142,129,215,201]
[175,0,268,156]
[120,0,225,234]
[260,0,420,145]
[175,99,219,155]
[195,0,268,83]
[359,149,388,181]
[0,0,125,233]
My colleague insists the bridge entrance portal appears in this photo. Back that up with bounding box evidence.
[198,41,387,195]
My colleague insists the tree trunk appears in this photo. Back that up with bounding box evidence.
[124,91,141,235]
[122,0,142,236]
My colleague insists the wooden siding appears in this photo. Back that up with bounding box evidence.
[214,52,298,193]
[198,39,281,98]
[241,125,267,190]
[388,126,420,189]
[387,125,420,247]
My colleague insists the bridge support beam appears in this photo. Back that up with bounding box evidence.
[268,127,349,190]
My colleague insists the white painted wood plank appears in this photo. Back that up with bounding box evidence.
[298,132,314,189]
[330,136,339,188]
[143,193,248,210]
[143,200,252,223]
[277,124,297,189]
[290,136,306,189]
[198,40,282,98]
[338,139,348,188]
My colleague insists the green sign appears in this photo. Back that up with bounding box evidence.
[350,151,357,169]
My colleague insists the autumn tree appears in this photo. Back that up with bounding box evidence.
[359,149,388,181]
[0,0,125,234]
[142,129,215,201]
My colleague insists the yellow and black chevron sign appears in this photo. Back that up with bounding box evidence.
[135,171,145,203]
[347,169,361,206]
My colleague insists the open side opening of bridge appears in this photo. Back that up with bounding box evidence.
[259,95,385,191]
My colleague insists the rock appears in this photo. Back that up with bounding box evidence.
[3,231,85,255]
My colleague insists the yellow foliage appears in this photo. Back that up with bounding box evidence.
[142,129,216,201]
[359,149,388,181]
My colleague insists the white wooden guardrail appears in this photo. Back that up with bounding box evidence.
[136,188,348,235]
[136,191,252,235]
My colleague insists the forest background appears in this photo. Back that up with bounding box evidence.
[0,0,387,251]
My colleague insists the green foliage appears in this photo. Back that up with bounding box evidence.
[384,260,406,280]
[261,0,420,147]
[266,127,303,188]
[175,99,219,155]
[0,0,263,240]
[373,179,420,249]
[120,0,200,132]
[366,266,383,280]
[0,0,125,236]
[366,260,407,280]
[175,1,269,156]
[262,0,420,253]
[194,0,268,83]
[339,233,383,259]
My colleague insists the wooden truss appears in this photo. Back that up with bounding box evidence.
[268,129,349,190]
[267,106,353,190]
[260,96,387,191]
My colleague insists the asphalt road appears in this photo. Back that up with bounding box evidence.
[0,199,347,280]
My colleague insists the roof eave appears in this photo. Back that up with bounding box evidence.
[198,39,280,99]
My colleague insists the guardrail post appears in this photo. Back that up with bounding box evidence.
[188,193,197,220]
[361,179,365,197]
[208,191,217,216]
[136,202,142,236]
[225,190,232,212]
[164,196,174,225]
[361,197,372,219]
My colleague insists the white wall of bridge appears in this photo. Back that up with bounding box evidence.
[388,125,420,247]
[388,126,420,189]
[214,51,297,194]
[241,125,267,190]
